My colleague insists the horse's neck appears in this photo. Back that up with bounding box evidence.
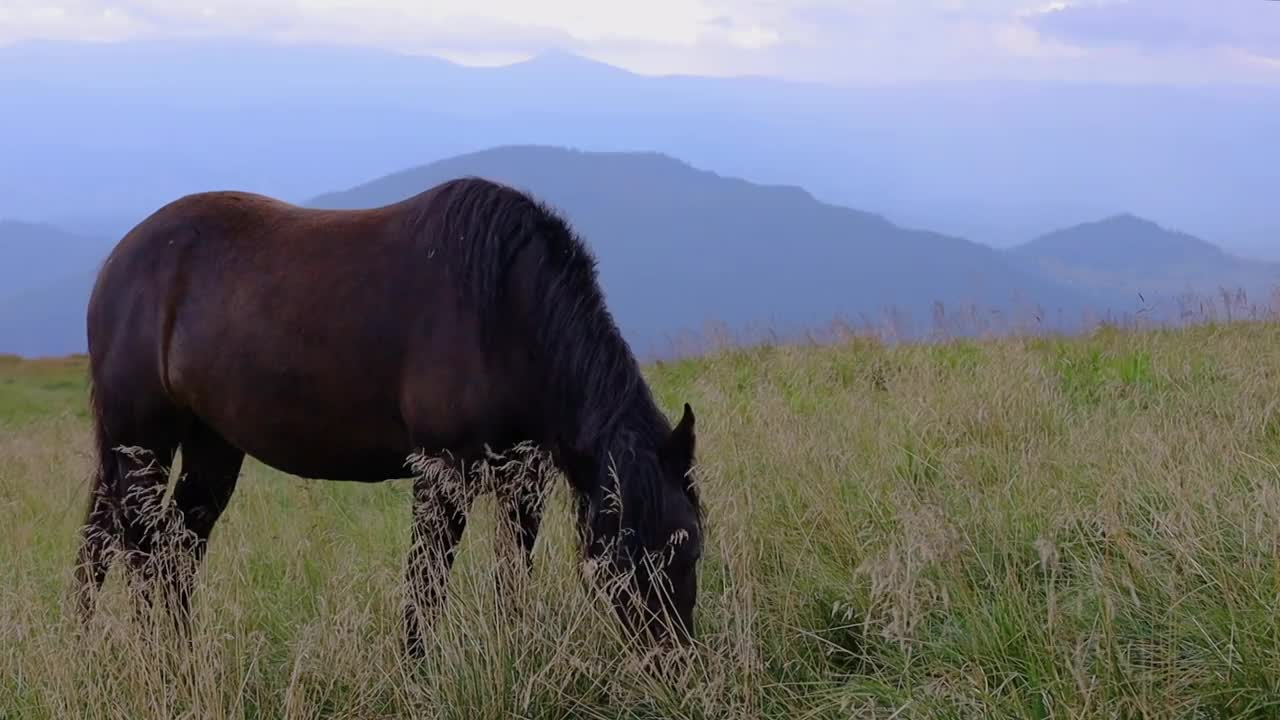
[593,399,667,476]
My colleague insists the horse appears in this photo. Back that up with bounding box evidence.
[73,176,704,656]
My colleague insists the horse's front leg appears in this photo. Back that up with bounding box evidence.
[494,461,550,612]
[403,461,471,659]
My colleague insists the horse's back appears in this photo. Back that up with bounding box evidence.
[90,188,420,353]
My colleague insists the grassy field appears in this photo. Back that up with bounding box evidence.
[4,323,1280,719]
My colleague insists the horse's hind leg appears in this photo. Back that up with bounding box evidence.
[166,421,244,628]
[114,440,180,623]
[73,444,122,623]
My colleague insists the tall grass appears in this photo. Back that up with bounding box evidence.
[4,321,1280,718]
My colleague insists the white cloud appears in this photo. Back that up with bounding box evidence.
[0,0,773,49]
[0,0,1275,85]
[1030,0,1280,55]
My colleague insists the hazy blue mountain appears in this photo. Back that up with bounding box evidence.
[0,269,97,358]
[1010,214,1280,310]
[1,145,1109,358]
[0,221,106,300]
[6,145,1267,358]
[2,39,1276,259]
[0,221,107,356]
[311,145,1101,353]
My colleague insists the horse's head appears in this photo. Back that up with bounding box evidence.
[567,402,703,648]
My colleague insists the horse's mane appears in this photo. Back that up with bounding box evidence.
[412,177,701,540]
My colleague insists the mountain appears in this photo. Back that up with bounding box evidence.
[1010,214,1280,311]
[2,39,1276,258]
[0,221,106,300]
[0,221,107,357]
[9,146,1268,358]
[0,270,97,358]
[311,145,1099,353]
[0,145,1105,358]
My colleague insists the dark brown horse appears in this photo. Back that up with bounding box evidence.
[73,177,703,655]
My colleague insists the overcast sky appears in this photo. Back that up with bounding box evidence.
[1,0,1277,85]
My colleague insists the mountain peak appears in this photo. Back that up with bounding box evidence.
[1009,211,1254,300]
[1095,212,1161,231]
[0,219,85,240]
[308,144,828,215]
[499,51,633,78]
[297,144,1094,357]
[1019,212,1219,258]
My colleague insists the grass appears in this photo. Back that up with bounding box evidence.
[4,322,1280,718]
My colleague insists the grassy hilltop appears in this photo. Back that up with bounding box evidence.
[4,323,1280,718]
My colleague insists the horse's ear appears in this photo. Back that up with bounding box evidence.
[665,402,696,470]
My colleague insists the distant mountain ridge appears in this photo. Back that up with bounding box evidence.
[0,221,107,357]
[311,146,829,218]
[0,221,105,300]
[1015,214,1228,266]
[1011,213,1280,304]
[2,38,1276,257]
[1,145,1271,357]
[309,145,1098,351]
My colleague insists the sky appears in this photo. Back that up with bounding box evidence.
[1,0,1278,85]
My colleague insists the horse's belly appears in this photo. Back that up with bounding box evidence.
[163,295,502,482]
[172,360,416,481]
[247,444,415,482]
[217,408,414,481]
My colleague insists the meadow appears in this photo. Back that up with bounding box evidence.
[4,322,1280,719]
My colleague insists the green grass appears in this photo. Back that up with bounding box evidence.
[4,323,1280,718]
[0,354,91,425]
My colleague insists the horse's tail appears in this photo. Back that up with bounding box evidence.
[73,374,120,620]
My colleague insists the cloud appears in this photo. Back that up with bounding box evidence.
[0,0,781,54]
[1029,0,1280,57]
[0,0,1276,85]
